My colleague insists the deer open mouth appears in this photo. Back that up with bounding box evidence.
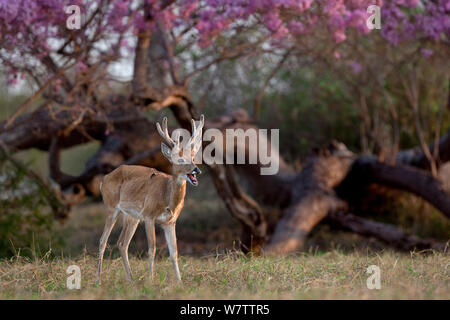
[187,172,198,186]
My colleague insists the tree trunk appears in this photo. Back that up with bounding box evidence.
[265,142,354,254]
[209,164,267,254]
[326,211,447,251]
[1,97,449,255]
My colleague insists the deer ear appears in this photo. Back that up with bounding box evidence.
[161,143,172,162]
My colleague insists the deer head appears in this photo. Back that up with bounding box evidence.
[156,115,204,186]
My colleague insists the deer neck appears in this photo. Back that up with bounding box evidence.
[168,173,186,212]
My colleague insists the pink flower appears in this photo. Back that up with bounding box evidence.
[349,61,362,74]
[333,30,346,43]
[76,62,88,73]
[421,48,433,58]
[288,20,306,35]
[53,79,62,92]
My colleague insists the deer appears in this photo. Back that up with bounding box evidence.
[96,115,204,285]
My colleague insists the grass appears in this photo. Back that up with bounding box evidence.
[0,250,448,299]
[0,160,448,300]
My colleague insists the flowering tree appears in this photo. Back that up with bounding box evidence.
[0,0,449,254]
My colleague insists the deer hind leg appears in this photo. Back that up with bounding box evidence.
[144,217,156,281]
[96,208,119,285]
[162,223,182,284]
[117,215,140,282]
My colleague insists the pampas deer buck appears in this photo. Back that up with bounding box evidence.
[96,115,204,284]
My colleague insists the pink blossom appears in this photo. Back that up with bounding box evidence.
[333,30,346,43]
[0,0,448,87]
[53,79,62,92]
[421,48,434,58]
[76,62,88,73]
[349,61,362,74]
[288,21,306,35]
[333,51,341,59]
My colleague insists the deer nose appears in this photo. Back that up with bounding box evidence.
[193,167,201,175]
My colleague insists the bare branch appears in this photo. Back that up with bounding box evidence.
[253,48,293,119]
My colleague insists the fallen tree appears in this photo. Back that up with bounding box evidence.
[1,97,449,255]
[1,0,448,256]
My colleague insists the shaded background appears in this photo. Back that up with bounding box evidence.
[0,0,449,259]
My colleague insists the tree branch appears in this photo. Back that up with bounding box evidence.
[343,156,450,219]
[326,211,447,251]
[396,129,450,169]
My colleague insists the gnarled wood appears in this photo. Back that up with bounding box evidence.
[326,211,447,251]
[396,129,450,169]
[340,157,450,218]
[209,164,267,254]
[1,88,448,255]
[265,142,354,254]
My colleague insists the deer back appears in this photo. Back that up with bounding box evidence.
[102,165,170,212]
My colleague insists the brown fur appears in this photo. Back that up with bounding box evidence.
[101,165,187,224]
[96,115,204,285]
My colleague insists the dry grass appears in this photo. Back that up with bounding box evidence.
[1,177,448,300]
[0,250,448,299]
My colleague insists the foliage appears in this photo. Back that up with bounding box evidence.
[1,0,447,85]
[0,1,447,159]
[261,65,360,160]
[0,0,448,261]
[0,155,63,258]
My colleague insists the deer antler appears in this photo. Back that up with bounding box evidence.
[187,114,205,148]
[156,117,178,149]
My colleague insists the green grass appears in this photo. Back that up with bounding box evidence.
[0,250,448,299]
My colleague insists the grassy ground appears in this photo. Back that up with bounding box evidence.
[0,167,449,300]
[0,250,448,299]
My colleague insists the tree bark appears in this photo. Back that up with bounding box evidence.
[265,142,354,254]
[396,130,450,169]
[209,164,267,254]
[326,211,447,251]
[341,157,450,218]
[1,98,448,256]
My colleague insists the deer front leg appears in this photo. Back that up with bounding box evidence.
[144,217,156,281]
[96,208,119,285]
[162,223,182,284]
